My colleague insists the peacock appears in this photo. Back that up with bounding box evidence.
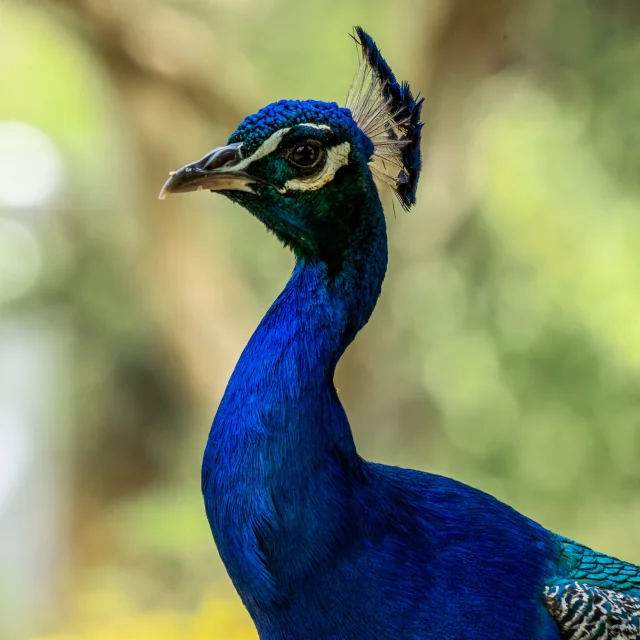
[159,27,640,640]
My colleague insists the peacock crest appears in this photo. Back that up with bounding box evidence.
[346,26,424,210]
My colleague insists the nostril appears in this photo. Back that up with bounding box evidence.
[202,144,243,171]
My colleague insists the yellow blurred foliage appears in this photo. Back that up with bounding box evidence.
[34,591,257,640]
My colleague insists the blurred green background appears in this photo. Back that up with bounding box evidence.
[1,0,640,638]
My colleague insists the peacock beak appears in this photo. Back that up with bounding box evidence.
[158,142,257,199]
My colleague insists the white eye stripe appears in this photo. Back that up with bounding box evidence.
[297,123,332,131]
[233,123,333,171]
[283,141,351,192]
[232,128,291,172]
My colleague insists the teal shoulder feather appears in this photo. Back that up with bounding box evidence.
[545,536,640,639]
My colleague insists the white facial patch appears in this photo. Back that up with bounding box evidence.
[284,141,351,192]
[232,127,291,172]
[233,123,331,172]
[232,123,347,192]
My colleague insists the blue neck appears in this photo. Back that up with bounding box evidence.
[202,194,387,606]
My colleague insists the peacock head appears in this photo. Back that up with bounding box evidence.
[159,27,423,266]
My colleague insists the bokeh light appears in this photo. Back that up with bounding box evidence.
[0,121,62,209]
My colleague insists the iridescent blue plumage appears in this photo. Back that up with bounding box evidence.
[158,27,640,640]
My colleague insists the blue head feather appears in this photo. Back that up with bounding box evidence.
[220,98,383,272]
[228,99,374,158]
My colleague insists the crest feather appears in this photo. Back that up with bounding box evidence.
[346,27,423,210]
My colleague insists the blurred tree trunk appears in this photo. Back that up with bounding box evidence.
[419,0,519,243]
[43,0,261,408]
[339,0,521,455]
[36,0,268,564]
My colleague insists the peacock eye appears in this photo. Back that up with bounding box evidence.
[288,140,325,170]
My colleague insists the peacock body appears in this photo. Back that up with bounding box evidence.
[159,27,640,640]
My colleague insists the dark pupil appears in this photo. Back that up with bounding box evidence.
[292,144,318,167]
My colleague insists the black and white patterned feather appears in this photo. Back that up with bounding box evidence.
[545,582,640,639]
[546,537,640,639]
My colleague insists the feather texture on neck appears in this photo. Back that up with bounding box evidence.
[202,191,387,608]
